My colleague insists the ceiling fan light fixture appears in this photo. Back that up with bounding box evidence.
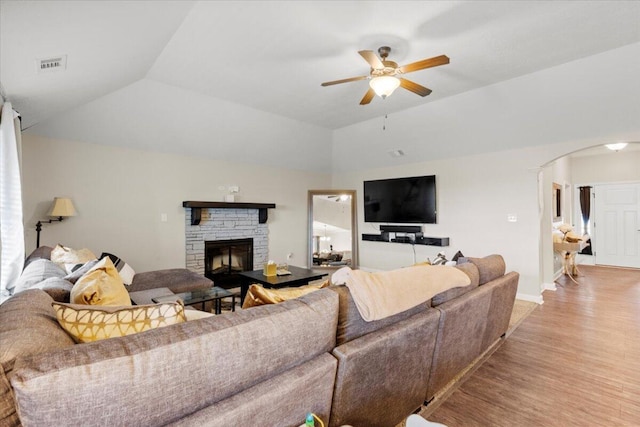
[605,142,628,151]
[369,76,400,98]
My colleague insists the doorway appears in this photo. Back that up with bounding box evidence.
[594,183,640,268]
[540,142,640,288]
[307,190,358,270]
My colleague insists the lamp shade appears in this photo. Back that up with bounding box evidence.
[369,76,400,98]
[48,197,77,217]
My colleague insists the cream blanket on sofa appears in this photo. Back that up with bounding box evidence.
[341,265,471,322]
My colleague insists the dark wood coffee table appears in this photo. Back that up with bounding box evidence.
[238,265,328,304]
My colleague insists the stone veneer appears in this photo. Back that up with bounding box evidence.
[185,208,268,275]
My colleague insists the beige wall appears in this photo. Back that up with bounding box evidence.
[22,134,331,272]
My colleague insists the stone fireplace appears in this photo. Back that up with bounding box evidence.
[184,205,270,289]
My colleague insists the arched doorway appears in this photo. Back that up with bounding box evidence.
[537,142,640,290]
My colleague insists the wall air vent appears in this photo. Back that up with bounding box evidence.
[37,55,67,73]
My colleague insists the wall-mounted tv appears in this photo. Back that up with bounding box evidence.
[364,175,436,224]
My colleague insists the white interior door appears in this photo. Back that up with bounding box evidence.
[594,183,640,268]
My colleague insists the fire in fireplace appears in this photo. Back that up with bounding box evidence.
[205,238,253,289]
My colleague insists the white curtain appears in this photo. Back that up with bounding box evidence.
[0,101,24,300]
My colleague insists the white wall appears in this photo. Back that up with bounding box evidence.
[551,155,572,225]
[333,147,544,297]
[22,134,330,272]
[570,148,640,184]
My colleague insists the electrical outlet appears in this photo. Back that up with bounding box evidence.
[507,214,517,222]
[287,252,293,260]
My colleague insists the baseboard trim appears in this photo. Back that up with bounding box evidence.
[516,293,544,305]
[542,282,557,291]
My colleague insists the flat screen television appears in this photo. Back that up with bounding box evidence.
[364,175,436,224]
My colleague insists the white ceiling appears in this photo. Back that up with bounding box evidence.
[2,1,639,131]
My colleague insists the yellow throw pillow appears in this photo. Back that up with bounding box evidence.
[51,244,97,266]
[70,257,131,306]
[242,280,330,309]
[52,301,186,343]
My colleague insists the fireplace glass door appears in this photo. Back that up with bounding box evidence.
[205,238,253,289]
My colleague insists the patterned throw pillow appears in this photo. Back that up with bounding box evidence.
[100,252,136,285]
[70,257,131,306]
[52,301,186,343]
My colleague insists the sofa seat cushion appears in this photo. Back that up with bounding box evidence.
[52,301,187,343]
[129,268,212,294]
[10,289,339,427]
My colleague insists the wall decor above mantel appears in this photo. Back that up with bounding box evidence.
[182,201,276,225]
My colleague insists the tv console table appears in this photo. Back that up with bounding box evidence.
[362,233,449,247]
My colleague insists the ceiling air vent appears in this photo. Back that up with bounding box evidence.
[37,55,67,73]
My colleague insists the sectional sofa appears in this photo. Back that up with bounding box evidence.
[0,253,518,427]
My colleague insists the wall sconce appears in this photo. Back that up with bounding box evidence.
[36,197,77,248]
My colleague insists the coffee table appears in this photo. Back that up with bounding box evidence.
[152,286,235,314]
[238,265,328,304]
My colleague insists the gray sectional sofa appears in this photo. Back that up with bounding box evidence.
[0,253,518,427]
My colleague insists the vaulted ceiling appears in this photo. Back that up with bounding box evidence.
[2,1,640,131]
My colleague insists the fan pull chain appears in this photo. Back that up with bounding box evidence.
[383,114,388,131]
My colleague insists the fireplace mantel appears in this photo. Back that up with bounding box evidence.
[182,201,276,225]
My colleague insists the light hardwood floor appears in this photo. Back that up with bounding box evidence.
[424,265,640,426]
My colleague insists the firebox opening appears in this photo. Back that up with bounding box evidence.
[205,238,253,289]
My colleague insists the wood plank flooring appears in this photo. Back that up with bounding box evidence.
[424,265,640,427]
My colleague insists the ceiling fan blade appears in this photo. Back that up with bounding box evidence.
[360,88,375,105]
[398,55,450,74]
[321,75,368,86]
[358,50,384,69]
[399,78,432,97]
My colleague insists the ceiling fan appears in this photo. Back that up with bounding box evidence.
[321,46,449,105]
[327,194,351,202]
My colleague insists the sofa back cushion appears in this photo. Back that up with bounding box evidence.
[23,246,53,269]
[330,285,428,346]
[0,290,76,427]
[431,263,480,306]
[468,254,506,285]
[10,289,339,427]
[12,258,66,295]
